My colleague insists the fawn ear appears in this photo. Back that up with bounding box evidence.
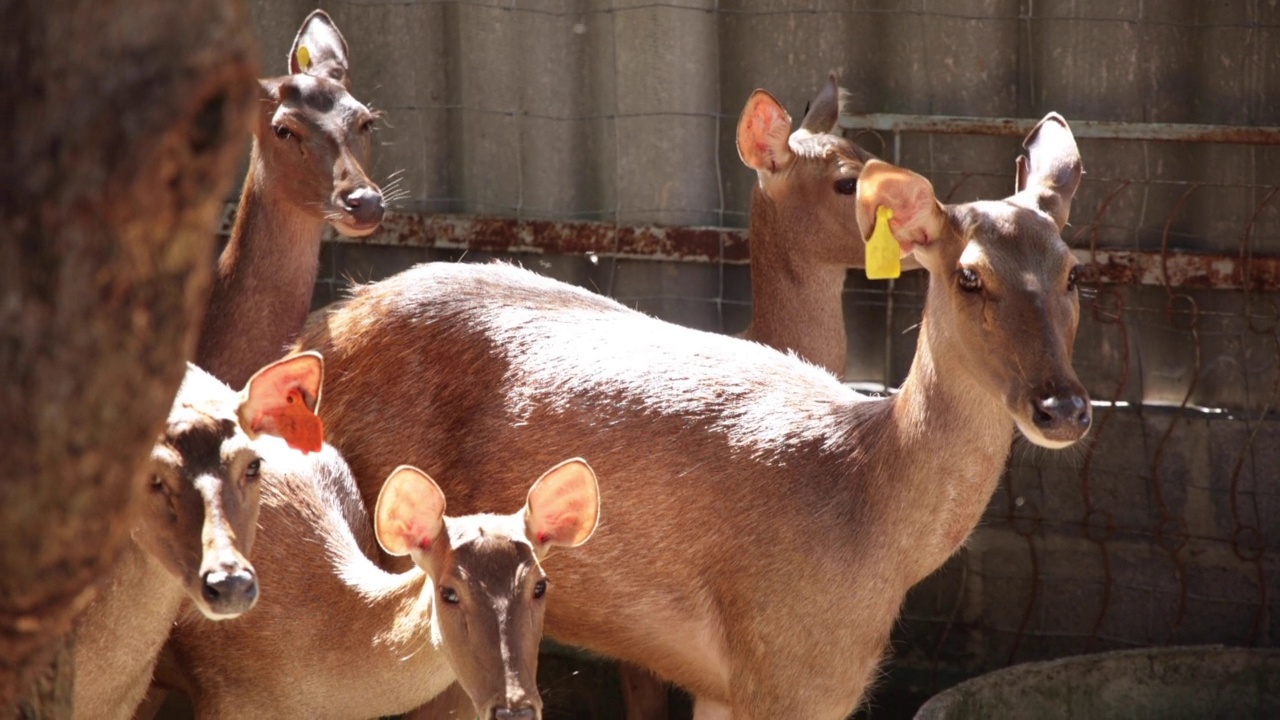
[237,352,324,453]
[856,160,947,255]
[797,72,841,135]
[1015,113,1082,230]
[737,89,795,174]
[289,9,350,86]
[525,458,600,550]
[375,466,448,557]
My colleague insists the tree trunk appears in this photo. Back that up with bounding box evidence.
[0,0,260,714]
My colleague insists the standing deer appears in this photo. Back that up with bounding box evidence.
[737,74,920,380]
[163,444,598,719]
[297,114,1090,719]
[196,9,385,390]
[71,353,323,719]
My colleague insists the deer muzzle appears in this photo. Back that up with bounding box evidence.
[1029,382,1092,445]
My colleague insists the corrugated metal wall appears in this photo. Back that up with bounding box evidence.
[240,1,1280,716]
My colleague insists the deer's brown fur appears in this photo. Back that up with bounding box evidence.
[296,114,1090,719]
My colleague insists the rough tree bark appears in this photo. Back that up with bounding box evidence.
[0,0,259,715]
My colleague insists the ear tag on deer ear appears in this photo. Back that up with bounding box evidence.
[296,45,312,72]
[261,388,324,454]
[865,205,902,280]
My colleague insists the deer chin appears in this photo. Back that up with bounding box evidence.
[1011,414,1088,450]
[331,218,380,238]
[188,594,257,622]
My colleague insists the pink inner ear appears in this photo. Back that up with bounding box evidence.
[535,504,583,545]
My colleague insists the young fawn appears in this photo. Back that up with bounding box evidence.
[163,448,598,719]
[197,9,386,390]
[297,114,1090,719]
[737,74,920,380]
[71,353,323,719]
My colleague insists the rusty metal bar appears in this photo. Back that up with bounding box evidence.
[368,212,752,264]
[839,113,1280,145]
[324,212,1280,293]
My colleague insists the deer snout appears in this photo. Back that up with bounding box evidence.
[201,566,258,616]
[340,186,384,230]
[491,706,537,720]
[1030,386,1091,443]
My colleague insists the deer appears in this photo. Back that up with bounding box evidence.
[196,9,386,391]
[295,113,1091,719]
[160,442,598,719]
[737,73,921,380]
[71,353,324,719]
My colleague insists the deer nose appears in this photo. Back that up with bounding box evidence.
[1031,391,1091,437]
[341,186,384,227]
[492,707,536,720]
[202,567,258,614]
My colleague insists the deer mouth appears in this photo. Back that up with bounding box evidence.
[332,216,381,238]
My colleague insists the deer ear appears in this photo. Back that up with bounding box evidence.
[237,352,324,453]
[798,72,841,135]
[737,89,795,174]
[1015,113,1081,230]
[856,160,947,254]
[375,466,447,557]
[525,458,600,550]
[289,9,350,86]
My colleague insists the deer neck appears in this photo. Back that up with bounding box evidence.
[198,141,327,388]
[743,187,849,378]
[873,310,1017,583]
[317,506,456,708]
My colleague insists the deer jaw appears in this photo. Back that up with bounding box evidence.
[917,201,1089,449]
[421,517,548,719]
[253,72,381,238]
[134,368,263,620]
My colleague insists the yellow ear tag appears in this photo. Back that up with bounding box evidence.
[296,45,312,72]
[865,205,902,280]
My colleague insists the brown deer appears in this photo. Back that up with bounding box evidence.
[163,448,598,719]
[296,114,1091,719]
[196,9,386,390]
[737,74,920,379]
[71,353,323,719]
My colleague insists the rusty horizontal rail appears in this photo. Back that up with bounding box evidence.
[330,212,1280,293]
[838,113,1280,145]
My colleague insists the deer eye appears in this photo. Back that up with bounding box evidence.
[245,459,261,481]
[149,475,165,494]
[1067,265,1080,292]
[272,124,294,140]
[532,579,547,599]
[834,177,857,195]
[441,587,460,605]
[957,268,983,293]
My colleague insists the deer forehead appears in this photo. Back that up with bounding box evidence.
[444,525,540,587]
[281,74,369,128]
[789,132,861,167]
[957,201,1071,276]
[163,410,242,471]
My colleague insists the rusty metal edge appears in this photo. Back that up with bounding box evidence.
[217,207,1280,292]
[838,113,1280,145]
